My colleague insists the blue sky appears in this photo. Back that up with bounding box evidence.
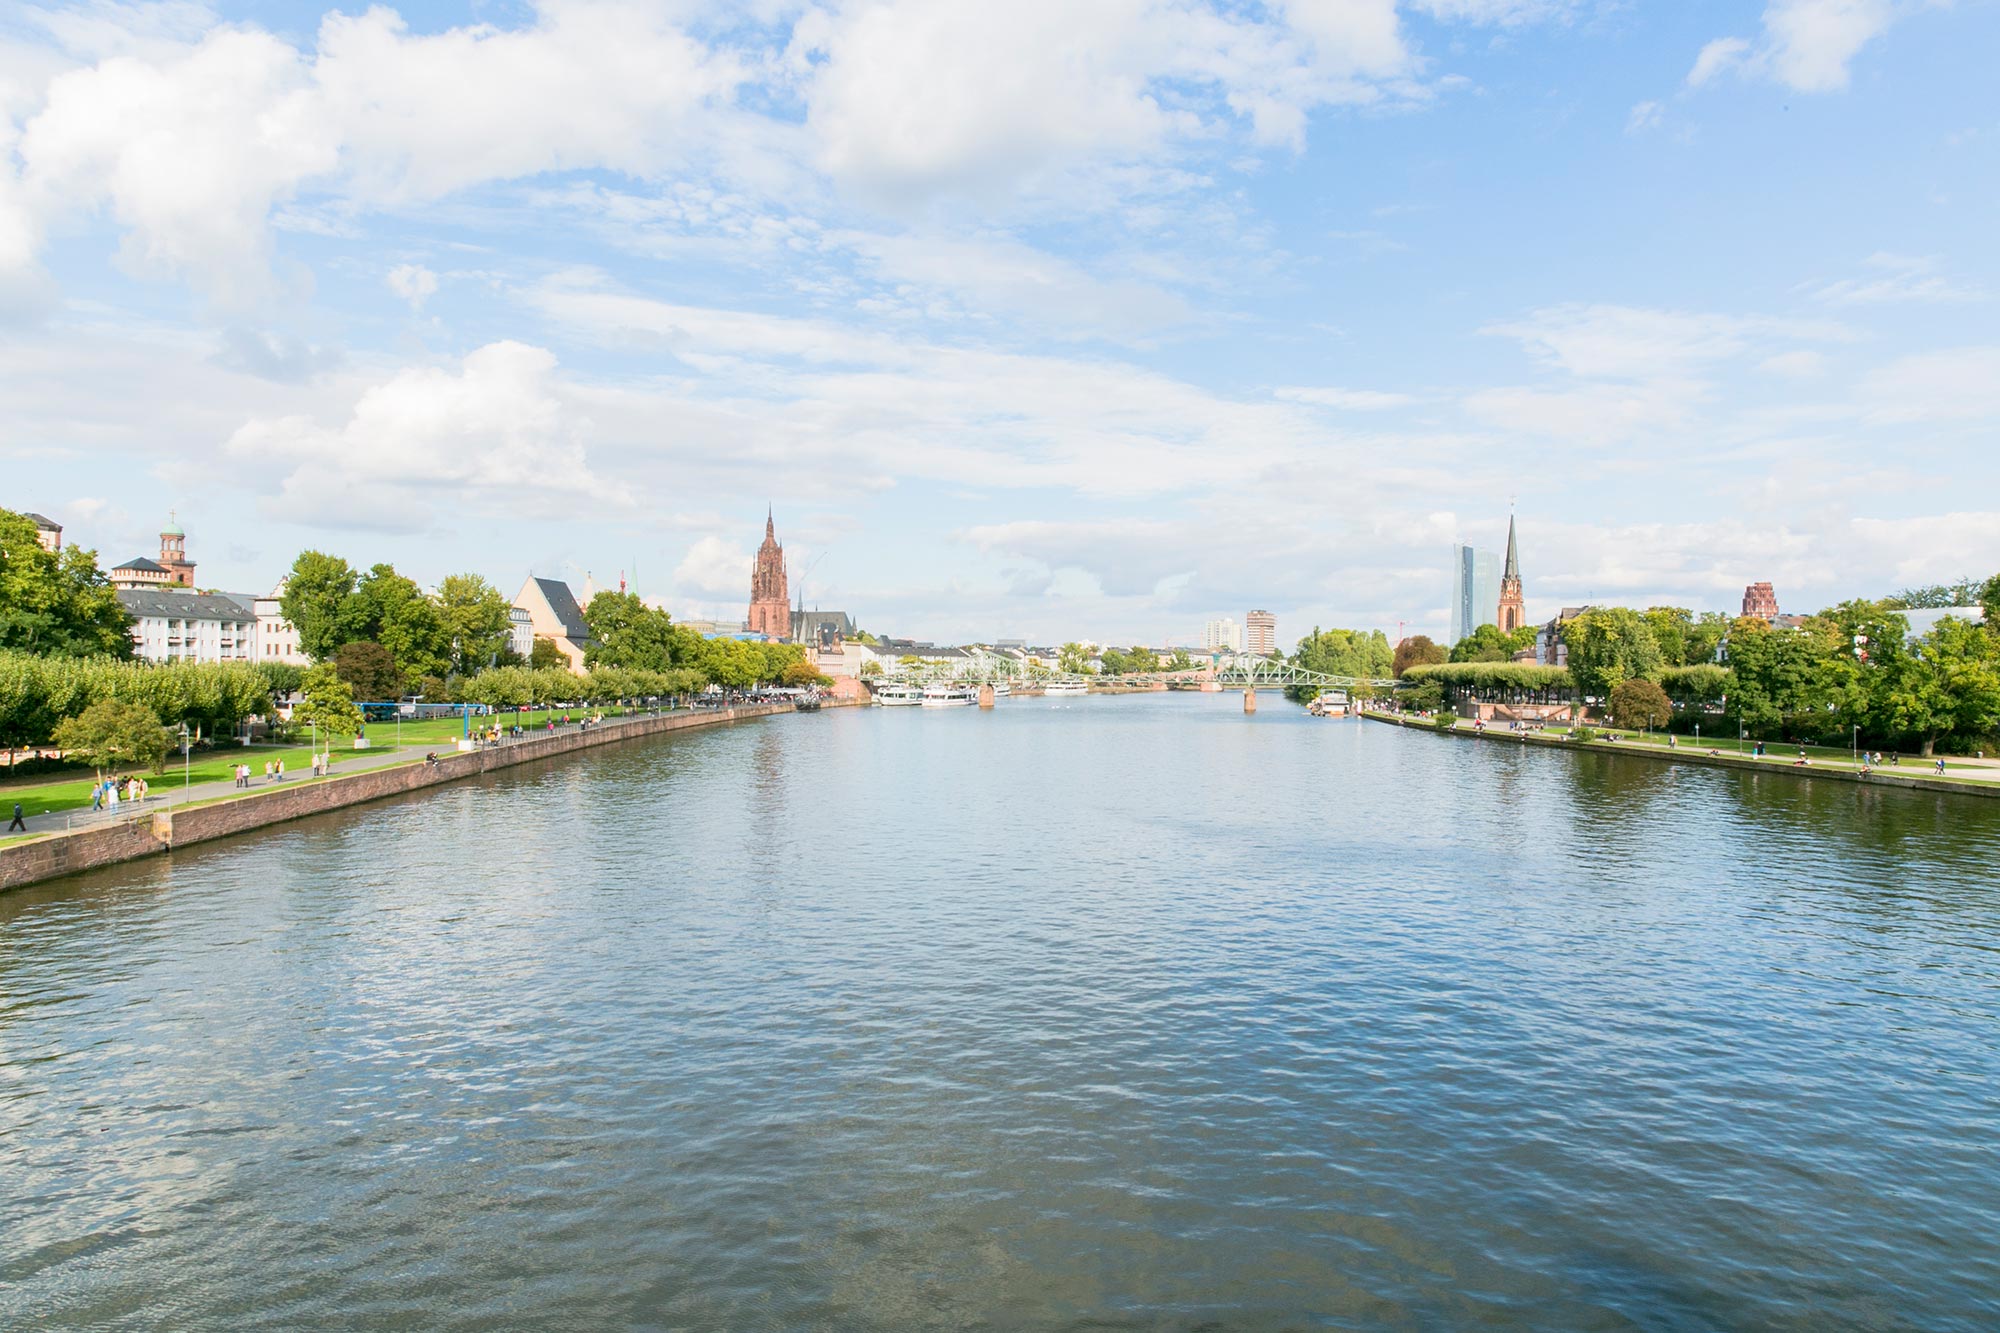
[4,0,1997,646]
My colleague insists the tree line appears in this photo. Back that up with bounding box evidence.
[1401,581,2000,755]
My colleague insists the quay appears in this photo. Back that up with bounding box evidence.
[1362,709,2000,800]
[0,702,804,894]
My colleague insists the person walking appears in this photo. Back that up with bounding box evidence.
[92,783,104,812]
[1935,756,1947,775]
[8,802,25,832]
[276,759,285,782]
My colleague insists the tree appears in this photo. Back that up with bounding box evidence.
[1168,649,1194,671]
[52,697,168,779]
[1608,679,1672,731]
[1057,642,1092,675]
[858,659,882,677]
[1878,616,2000,756]
[529,637,567,671]
[332,640,405,701]
[583,591,680,672]
[256,662,304,698]
[1888,578,1987,609]
[294,664,364,741]
[354,563,449,681]
[0,509,134,657]
[781,659,830,687]
[1449,623,1534,664]
[436,574,515,674]
[280,552,363,662]
[1722,616,1848,741]
[1393,634,1446,677]
[1562,607,1664,703]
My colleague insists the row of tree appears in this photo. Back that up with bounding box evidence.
[1403,585,2000,753]
[0,652,271,754]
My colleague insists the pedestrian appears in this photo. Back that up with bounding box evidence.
[264,760,273,781]
[92,783,104,811]
[1935,757,1947,775]
[276,759,285,782]
[8,802,25,832]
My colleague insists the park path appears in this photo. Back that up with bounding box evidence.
[16,709,712,837]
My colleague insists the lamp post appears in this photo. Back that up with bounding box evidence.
[1853,724,1860,765]
[179,723,191,797]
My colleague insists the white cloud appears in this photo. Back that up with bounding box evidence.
[223,340,611,531]
[672,535,754,600]
[1483,303,1849,380]
[1859,346,2000,423]
[1626,99,1665,133]
[1803,252,1982,306]
[1758,349,1828,379]
[387,262,438,310]
[1688,0,1907,94]
[1276,385,1416,410]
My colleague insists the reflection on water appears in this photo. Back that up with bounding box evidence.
[4,695,1998,1330]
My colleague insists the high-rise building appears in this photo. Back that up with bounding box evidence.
[1742,582,1779,620]
[1496,515,1525,635]
[1449,544,1500,646]
[1245,609,1276,655]
[1201,617,1243,653]
[748,509,791,639]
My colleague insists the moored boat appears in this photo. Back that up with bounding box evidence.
[921,684,975,707]
[874,683,923,707]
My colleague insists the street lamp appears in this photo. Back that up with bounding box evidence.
[178,722,191,797]
[1852,724,1860,765]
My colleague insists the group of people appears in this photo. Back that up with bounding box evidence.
[89,776,149,811]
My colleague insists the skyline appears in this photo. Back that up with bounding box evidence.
[5,0,1999,644]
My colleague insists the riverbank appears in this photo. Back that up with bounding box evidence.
[1362,709,2000,799]
[0,702,800,893]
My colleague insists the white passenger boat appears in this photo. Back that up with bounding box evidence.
[993,683,1012,697]
[874,683,923,707]
[1044,681,1088,697]
[921,684,975,707]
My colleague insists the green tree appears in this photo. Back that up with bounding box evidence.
[1168,649,1194,671]
[1393,634,1446,677]
[436,573,514,674]
[354,563,449,681]
[1888,578,1987,609]
[52,697,169,779]
[1449,623,1534,663]
[1878,616,2000,756]
[332,640,405,701]
[529,637,567,671]
[583,591,681,672]
[280,552,363,662]
[0,509,134,657]
[1562,607,1664,703]
[294,664,364,741]
[1608,679,1672,731]
[1722,616,1848,740]
[1057,642,1093,675]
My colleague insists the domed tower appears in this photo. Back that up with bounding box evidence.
[1496,513,1524,635]
[159,512,197,588]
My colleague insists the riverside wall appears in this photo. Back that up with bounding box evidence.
[1363,710,2000,800]
[0,704,793,894]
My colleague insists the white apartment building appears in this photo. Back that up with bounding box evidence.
[117,590,256,664]
[253,582,312,665]
[1201,617,1243,653]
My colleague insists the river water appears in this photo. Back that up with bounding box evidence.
[3,693,1997,1329]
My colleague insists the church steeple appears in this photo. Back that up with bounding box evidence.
[1496,512,1525,635]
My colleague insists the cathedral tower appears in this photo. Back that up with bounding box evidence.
[1496,513,1524,635]
[747,509,790,639]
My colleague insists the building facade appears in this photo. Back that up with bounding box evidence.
[1450,544,1501,646]
[1202,617,1243,653]
[117,589,256,663]
[747,510,790,640]
[1742,582,1779,620]
[113,515,198,590]
[514,576,594,672]
[27,512,61,552]
[1245,610,1276,655]
[1496,517,1525,635]
[252,582,311,665]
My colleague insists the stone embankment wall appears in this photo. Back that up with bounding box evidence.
[1364,711,1999,800]
[1,704,792,893]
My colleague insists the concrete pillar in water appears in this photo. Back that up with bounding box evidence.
[978,684,995,709]
[1243,686,1257,714]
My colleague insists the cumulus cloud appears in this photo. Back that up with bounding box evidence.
[672,535,753,599]
[1687,0,1909,93]
[223,340,611,531]
[387,262,438,310]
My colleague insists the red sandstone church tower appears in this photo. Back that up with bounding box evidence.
[747,509,790,639]
[1496,514,1525,634]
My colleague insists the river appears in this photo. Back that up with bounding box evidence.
[3,693,1997,1329]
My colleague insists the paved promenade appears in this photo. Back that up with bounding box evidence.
[15,707,718,838]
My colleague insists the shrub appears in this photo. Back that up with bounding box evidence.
[1571,726,1597,743]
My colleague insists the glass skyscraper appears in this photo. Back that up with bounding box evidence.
[1449,544,1501,646]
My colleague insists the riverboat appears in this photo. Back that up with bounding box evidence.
[1308,691,1350,717]
[921,684,975,707]
[993,683,1012,697]
[1044,681,1088,697]
[873,684,923,707]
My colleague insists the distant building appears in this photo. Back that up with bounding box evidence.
[748,509,790,640]
[113,514,198,590]
[253,582,310,665]
[1496,516,1525,635]
[508,606,534,661]
[792,609,855,651]
[514,576,594,672]
[1245,610,1276,655]
[1536,605,1591,668]
[1202,617,1243,653]
[26,512,61,552]
[1450,544,1500,646]
[1742,582,1779,620]
[118,589,255,664]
